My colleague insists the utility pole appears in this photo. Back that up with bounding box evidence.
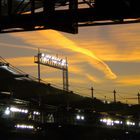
[104,96,107,103]
[37,48,41,82]
[138,93,140,104]
[91,86,94,99]
[113,90,116,103]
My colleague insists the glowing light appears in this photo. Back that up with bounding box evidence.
[76,115,85,120]
[15,124,34,129]
[39,53,67,68]
[33,111,40,115]
[126,121,135,126]
[10,107,28,114]
[81,116,85,120]
[114,120,121,124]
[76,115,81,120]
[106,119,114,126]
[4,107,10,115]
[100,118,123,126]
[125,131,129,134]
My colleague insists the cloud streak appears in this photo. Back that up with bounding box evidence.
[39,30,117,79]
[116,75,140,86]
[86,73,101,83]
[7,30,117,80]
[6,56,35,67]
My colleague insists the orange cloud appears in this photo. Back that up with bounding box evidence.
[9,30,117,80]
[116,75,140,86]
[76,37,140,62]
[0,42,37,51]
[6,56,35,67]
[86,73,101,83]
[69,66,84,74]
[38,30,117,79]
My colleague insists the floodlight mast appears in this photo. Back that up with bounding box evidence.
[34,49,69,91]
[63,58,68,91]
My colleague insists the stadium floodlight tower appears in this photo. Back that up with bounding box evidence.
[34,49,69,91]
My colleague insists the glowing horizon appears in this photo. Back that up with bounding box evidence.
[1,23,140,104]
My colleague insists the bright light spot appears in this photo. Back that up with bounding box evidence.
[24,110,28,113]
[126,121,135,126]
[33,111,40,115]
[4,107,10,115]
[76,115,81,120]
[102,118,107,123]
[41,53,45,57]
[114,120,121,124]
[10,107,20,112]
[125,131,129,134]
[76,115,85,121]
[15,124,34,129]
[81,116,85,120]
[39,53,67,67]
[106,119,114,126]
[132,122,135,126]
[107,101,111,104]
[100,118,123,126]
[10,107,28,114]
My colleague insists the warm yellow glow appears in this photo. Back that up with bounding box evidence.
[8,30,118,80]
[38,30,117,79]
[0,42,37,51]
[116,75,140,86]
[43,77,86,85]
[86,74,101,83]
[6,57,35,67]
[69,65,84,74]
[1,23,140,104]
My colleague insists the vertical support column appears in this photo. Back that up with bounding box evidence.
[63,69,65,90]
[91,87,94,99]
[69,0,78,10]
[43,0,55,14]
[43,0,55,27]
[8,0,12,15]
[69,0,78,33]
[104,96,107,103]
[66,57,69,91]
[113,90,116,103]
[63,58,69,91]
[63,69,68,91]
[0,0,1,32]
[65,66,69,91]
[30,0,35,14]
[0,0,1,17]
[37,48,41,83]
[138,93,140,105]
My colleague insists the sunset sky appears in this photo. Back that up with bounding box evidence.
[0,23,140,104]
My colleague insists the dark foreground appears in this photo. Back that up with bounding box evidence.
[1,123,140,140]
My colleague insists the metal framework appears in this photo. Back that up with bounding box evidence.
[34,50,69,91]
[0,0,78,33]
[0,0,140,34]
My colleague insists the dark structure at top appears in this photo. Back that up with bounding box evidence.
[0,0,140,34]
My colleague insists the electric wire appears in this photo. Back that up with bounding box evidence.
[0,56,138,104]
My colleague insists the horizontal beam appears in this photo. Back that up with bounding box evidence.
[0,7,140,34]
